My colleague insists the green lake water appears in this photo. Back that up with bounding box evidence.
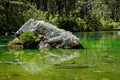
[0,31,120,80]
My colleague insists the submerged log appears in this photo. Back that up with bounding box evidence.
[14,19,83,49]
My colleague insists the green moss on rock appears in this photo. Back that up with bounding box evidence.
[8,39,23,49]
[19,31,36,43]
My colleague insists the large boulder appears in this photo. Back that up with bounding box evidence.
[14,19,83,49]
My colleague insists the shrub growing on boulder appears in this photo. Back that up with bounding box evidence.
[19,31,36,43]
[19,31,37,48]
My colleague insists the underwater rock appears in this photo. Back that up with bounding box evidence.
[14,19,83,49]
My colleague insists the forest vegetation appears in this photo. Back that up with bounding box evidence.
[0,0,120,35]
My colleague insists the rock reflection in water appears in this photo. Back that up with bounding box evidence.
[117,31,120,35]
[11,49,79,73]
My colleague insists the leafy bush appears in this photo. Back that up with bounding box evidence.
[19,31,36,43]
[85,16,102,31]
[53,16,80,32]
[23,5,48,21]
[19,31,37,48]
[75,18,86,32]
[100,18,120,30]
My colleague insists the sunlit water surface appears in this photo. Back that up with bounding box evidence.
[0,31,120,80]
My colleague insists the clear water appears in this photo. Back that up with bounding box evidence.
[0,31,120,80]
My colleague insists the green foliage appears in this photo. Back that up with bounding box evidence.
[100,18,120,30]
[19,31,36,43]
[48,14,59,25]
[85,16,103,31]
[23,5,48,21]
[19,31,37,49]
[0,0,120,34]
[9,1,24,5]
[75,18,86,31]
[55,17,78,31]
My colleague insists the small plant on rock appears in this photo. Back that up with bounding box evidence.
[19,31,36,43]
[19,31,37,48]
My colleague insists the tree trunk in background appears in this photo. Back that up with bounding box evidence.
[4,1,10,32]
[35,0,40,9]
[43,0,48,11]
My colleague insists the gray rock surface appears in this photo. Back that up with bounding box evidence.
[15,19,83,49]
[117,25,120,30]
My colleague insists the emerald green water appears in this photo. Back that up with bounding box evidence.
[0,31,120,80]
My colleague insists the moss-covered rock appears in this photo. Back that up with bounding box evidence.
[8,39,23,49]
[11,19,84,49]
[35,34,44,43]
